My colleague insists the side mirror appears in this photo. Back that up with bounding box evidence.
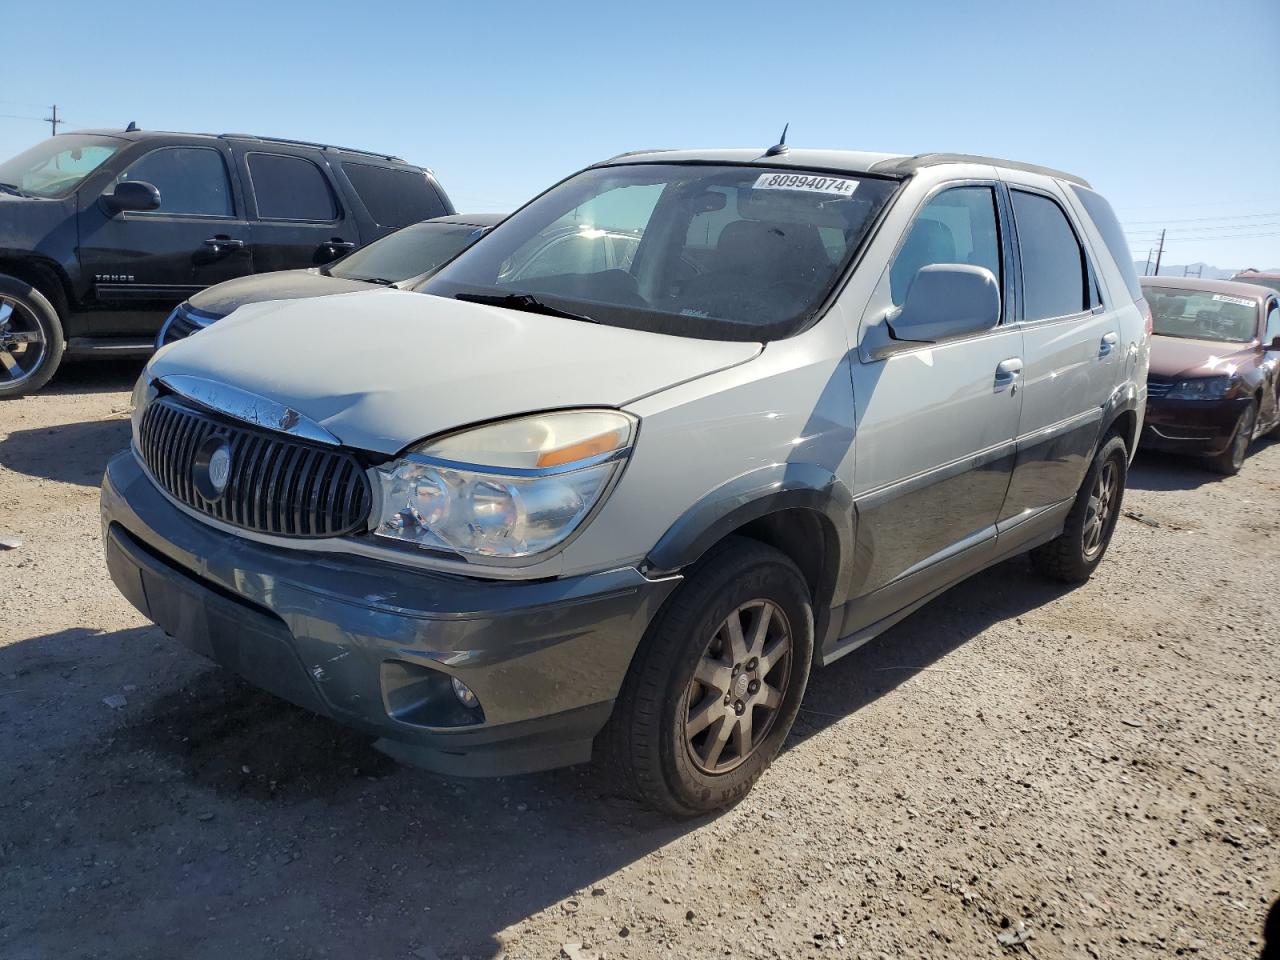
[885,263,1001,346]
[1268,335,1280,351]
[104,180,161,213]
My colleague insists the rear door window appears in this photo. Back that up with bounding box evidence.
[1070,185,1143,303]
[1011,190,1090,321]
[247,153,338,221]
[342,162,445,227]
[117,146,233,217]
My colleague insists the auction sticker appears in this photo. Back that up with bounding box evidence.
[753,172,859,196]
[1212,294,1254,307]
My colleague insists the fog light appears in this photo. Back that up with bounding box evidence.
[451,676,480,710]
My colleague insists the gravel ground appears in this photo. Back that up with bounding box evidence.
[1,359,1277,960]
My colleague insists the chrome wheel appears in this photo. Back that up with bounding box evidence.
[682,599,792,775]
[1229,406,1256,471]
[1082,459,1118,559]
[0,295,47,388]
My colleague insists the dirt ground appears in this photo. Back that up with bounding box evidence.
[1,358,1276,960]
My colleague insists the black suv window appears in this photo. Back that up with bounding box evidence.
[118,146,233,217]
[890,186,1002,310]
[248,153,338,221]
[343,162,444,227]
[1011,190,1090,321]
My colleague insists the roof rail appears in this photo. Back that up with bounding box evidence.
[220,133,405,163]
[602,148,674,162]
[870,153,1091,188]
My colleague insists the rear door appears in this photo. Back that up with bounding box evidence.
[231,146,361,273]
[78,142,254,318]
[998,178,1120,528]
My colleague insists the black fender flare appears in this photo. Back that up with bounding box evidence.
[643,461,856,609]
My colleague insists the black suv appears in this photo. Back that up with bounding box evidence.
[0,127,452,396]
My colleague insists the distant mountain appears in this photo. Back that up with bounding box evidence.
[1133,260,1239,280]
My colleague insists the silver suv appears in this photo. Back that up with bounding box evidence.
[102,147,1150,815]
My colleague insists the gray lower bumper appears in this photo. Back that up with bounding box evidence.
[100,451,679,776]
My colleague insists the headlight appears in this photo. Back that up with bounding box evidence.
[372,410,636,560]
[129,373,156,439]
[1165,376,1236,400]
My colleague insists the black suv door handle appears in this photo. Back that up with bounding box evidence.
[204,236,246,252]
[322,238,356,253]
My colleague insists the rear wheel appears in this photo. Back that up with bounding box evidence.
[1208,402,1256,475]
[606,536,813,816]
[1030,434,1128,583]
[0,274,65,399]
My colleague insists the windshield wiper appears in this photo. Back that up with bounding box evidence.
[0,182,27,197]
[351,276,397,286]
[454,292,599,324]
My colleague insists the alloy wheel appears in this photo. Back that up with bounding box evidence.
[682,599,793,775]
[0,296,47,387]
[1082,459,1118,559]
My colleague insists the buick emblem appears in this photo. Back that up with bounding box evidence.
[193,437,233,501]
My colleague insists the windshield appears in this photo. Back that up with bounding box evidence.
[425,163,898,341]
[329,222,487,284]
[0,134,123,198]
[1146,286,1260,343]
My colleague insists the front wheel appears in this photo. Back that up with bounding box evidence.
[1030,434,1128,583]
[605,536,813,816]
[1209,402,1257,475]
[0,274,65,399]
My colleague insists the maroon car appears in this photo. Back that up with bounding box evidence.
[1141,276,1280,474]
[1232,269,1280,297]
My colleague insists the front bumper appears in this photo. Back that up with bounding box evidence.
[1139,395,1251,456]
[101,451,679,776]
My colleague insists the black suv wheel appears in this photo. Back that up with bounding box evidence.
[0,274,65,399]
[606,536,813,816]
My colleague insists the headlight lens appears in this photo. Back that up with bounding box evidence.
[372,410,636,559]
[1165,376,1236,400]
[129,373,156,439]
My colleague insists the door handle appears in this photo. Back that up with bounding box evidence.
[321,238,356,253]
[204,236,246,252]
[995,357,1023,391]
[1099,331,1118,357]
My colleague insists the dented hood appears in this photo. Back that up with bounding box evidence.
[148,289,761,454]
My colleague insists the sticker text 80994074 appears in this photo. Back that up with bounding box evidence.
[752,172,859,196]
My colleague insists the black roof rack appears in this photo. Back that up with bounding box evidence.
[870,153,1091,189]
[219,133,404,163]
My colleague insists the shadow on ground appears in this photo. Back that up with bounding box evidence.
[46,356,147,396]
[0,417,131,486]
[1128,434,1277,492]
[0,554,1070,960]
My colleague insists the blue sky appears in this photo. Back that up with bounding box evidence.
[3,0,1277,270]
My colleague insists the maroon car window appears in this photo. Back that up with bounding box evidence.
[1145,286,1259,343]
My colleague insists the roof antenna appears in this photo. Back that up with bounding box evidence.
[125,121,139,132]
[764,123,789,157]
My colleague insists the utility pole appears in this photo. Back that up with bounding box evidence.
[1152,228,1166,277]
[43,104,59,136]
[1143,248,1154,276]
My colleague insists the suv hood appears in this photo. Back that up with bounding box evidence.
[186,269,385,318]
[1149,334,1257,379]
[150,289,761,454]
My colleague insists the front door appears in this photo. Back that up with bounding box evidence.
[231,147,362,273]
[845,183,1023,629]
[78,143,254,327]
[999,183,1121,526]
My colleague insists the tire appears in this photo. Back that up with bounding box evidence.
[0,273,65,399]
[1208,402,1256,476]
[1030,434,1128,584]
[605,536,814,817]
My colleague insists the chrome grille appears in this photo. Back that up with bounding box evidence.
[138,396,371,538]
[158,306,209,347]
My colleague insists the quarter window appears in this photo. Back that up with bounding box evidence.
[1265,304,1279,344]
[1011,190,1090,321]
[248,153,338,221]
[889,186,1002,309]
[343,162,445,227]
[117,147,233,217]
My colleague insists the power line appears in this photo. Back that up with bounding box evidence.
[1127,221,1280,236]
[1122,211,1280,226]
